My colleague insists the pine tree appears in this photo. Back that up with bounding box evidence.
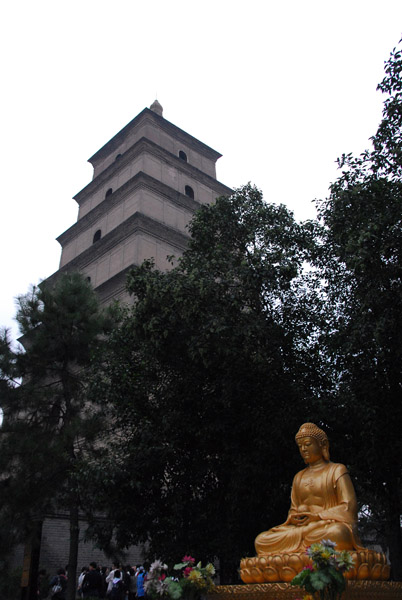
[0,272,115,600]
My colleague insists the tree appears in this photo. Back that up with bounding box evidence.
[87,184,321,582]
[313,41,402,579]
[0,272,115,600]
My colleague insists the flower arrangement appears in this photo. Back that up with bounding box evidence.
[290,539,354,600]
[144,555,215,600]
[144,560,176,599]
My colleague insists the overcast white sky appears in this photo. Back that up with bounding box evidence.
[1,1,402,343]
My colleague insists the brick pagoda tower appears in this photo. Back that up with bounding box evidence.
[19,102,232,579]
[54,100,232,304]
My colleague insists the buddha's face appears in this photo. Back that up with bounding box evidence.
[296,436,323,464]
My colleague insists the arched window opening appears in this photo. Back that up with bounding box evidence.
[86,276,91,283]
[179,150,187,162]
[185,185,194,199]
[115,154,122,161]
[105,188,113,198]
[93,230,102,244]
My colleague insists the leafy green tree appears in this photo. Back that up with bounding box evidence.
[0,272,115,600]
[87,185,321,582]
[313,41,402,579]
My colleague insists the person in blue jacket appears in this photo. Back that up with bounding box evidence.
[136,566,146,598]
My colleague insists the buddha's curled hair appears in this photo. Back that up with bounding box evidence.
[295,422,330,461]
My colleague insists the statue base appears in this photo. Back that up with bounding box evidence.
[210,581,402,599]
[240,550,390,583]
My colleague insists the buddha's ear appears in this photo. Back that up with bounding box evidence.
[322,441,330,461]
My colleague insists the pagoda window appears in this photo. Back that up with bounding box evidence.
[185,185,194,199]
[105,188,113,198]
[93,230,102,243]
[179,150,188,162]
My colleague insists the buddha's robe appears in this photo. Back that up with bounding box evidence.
[255,462,364,554]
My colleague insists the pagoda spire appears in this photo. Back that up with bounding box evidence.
[150,99,163,117]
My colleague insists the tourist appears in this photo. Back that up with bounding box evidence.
[127,567,137,600]
[77,566,88,598]
[100,566,108,597]
[82,561,103,598]
[37,569,50,600]
[49,568,67,600]
[136,567,146,599]
[106,563,121,596]
[110,569,124,600]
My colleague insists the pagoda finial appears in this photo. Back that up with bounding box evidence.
[150,99,163,117]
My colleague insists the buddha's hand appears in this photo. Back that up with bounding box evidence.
[289,512,321,526]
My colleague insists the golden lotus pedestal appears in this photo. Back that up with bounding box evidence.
[240,550,390,583]
[210,581,402,600]
[210,550,402,598]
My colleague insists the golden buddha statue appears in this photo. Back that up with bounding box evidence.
[240,423,390,583]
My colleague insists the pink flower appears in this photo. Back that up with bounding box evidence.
[182,555,195,564]
[183,567,193,578]
[304,564,314,571]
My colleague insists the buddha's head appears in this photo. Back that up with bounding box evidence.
[295,422,330,463]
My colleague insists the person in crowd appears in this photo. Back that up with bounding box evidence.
[127,567,137,600]
[77,566,88,598]
[37,569,50,600]
[136,567,146,599]
[106,563,121,596]
[82,561,104,598]
[49,568,67,600]
[100,566,108,598]
[122,565,131,598]
[110,569,124,600]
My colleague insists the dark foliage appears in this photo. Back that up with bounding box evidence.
[87,185,322,582]
[313,41,402,579]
